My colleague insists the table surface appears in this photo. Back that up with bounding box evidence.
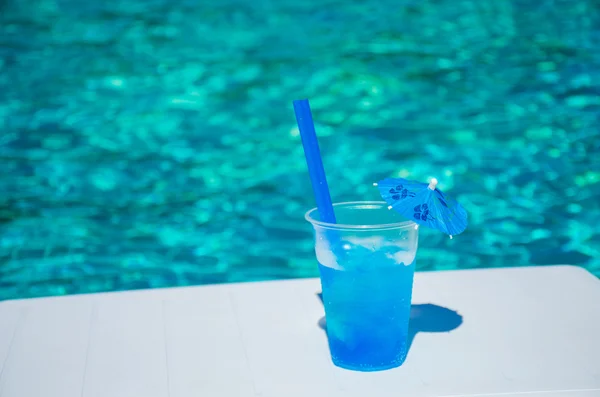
[0,265,599,397]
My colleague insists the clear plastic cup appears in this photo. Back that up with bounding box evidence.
[305,201,419,371]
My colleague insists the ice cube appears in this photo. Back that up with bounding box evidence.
[389,247,417,266]
[333,240,375,270]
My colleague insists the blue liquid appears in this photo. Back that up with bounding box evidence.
[319,259,415,371]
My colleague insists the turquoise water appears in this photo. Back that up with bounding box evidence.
[319,260,415,371]
[1,0,599,300]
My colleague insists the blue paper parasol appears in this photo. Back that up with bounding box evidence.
[374,177,468,238]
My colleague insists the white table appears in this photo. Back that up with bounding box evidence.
[0,265,599,397]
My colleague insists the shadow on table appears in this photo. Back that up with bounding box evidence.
[317,293,462,356]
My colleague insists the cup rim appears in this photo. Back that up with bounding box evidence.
[304,201,417,231]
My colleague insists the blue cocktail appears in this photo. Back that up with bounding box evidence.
[306,201,419,371]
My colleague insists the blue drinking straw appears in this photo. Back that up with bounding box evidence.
[293,99,337,224]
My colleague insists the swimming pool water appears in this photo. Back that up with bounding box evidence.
[1,0,599,300]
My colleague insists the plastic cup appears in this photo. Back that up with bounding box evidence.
[305,201,419,371]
